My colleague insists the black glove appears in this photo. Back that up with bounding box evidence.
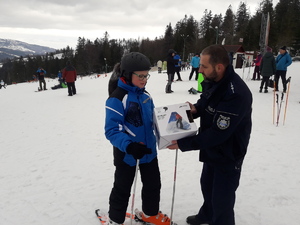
[126,142,152,159]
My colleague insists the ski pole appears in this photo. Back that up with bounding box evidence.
[130,159,140,225]
[276,93,284,126]
[283,77,291,125]
[273,80,276,124]
[170,149,178,225]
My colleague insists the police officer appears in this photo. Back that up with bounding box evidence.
[168,45,252,225]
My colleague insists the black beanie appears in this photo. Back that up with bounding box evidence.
[168,49,176,55]
[120,52,151,80]
[280,46,287,51]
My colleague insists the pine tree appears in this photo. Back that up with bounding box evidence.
[235,2,250,45]
[221,5,235,45]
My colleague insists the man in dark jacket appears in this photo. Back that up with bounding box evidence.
[62,61,77,96]
[168,45,252,225]
[165,49,178,93]
[259,46,276,93]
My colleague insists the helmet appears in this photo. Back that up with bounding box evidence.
[120,52,151,80]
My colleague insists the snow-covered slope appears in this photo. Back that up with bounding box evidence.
[1,63,300,225]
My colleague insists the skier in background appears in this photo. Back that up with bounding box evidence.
[259,46,276,93]
[62,61,77,96]
[174,53,182,81]
[275,46,292,92]
[252,52,262,80]
[157,60,162,73]
[189,53,200,80]
[0,80,6,89]
[57,70,63,85]
[165,49,178,93]
[36,67,47,91]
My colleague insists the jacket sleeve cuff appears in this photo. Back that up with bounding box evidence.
[177,136,198,152]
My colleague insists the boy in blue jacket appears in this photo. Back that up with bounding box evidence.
[105,52,171,225]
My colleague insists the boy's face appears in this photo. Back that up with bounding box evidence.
[131,71,149,89]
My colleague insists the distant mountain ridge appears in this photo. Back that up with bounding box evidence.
[0,38,56,61]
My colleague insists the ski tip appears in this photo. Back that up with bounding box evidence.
[95,209,101,217]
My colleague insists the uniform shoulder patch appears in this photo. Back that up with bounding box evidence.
[217,114,230,130]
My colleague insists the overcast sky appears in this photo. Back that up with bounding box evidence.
[0,0,279,50]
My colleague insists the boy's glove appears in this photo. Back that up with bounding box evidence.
[126,142,152,159]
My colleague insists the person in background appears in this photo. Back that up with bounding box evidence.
[252,52,262,80]
[167,45,252,225]
[0,80,6,89]
[189,53,200,80]
[275,46,292,92]
[174,53,182,81]
[36,67,47,91]
[62,61,77,96]
[157,60,162,73]
[165,49,178,93]
[57,70,63,85]
[259,46,276,93]
[105,52,171,225]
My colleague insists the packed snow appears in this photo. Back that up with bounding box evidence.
[1,63,300,225]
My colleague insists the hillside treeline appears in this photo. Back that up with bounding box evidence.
[1,0,299,84]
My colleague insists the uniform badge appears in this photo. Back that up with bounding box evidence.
[217,115,230,130]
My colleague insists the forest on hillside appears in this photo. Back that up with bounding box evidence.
[0,0,299,84]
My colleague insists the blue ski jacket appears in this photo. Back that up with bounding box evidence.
[276,52,292,71]
[105,78,157,166]
[190,56,200,68]
[174,54,181,68]
[177,65,252,164]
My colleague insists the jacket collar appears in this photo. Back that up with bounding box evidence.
[118,77,145,94]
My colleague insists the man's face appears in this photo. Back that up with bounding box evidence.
[279,49,286,54]
[199,55,219,82]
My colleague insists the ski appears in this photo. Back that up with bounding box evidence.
[134,209,178,225]
[95,209,178,225]
[95,209,143,225]
[274,77,291,126]
[35,88,48,92]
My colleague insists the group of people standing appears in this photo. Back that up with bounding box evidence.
[105,45,252,225]
[253,46,292,93]
[35,61,77,96]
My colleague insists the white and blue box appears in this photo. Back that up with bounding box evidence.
[153,102,198,149]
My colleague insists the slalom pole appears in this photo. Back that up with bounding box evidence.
[170,149,178,225]
[130,159,140,225]
[283,77,291,125]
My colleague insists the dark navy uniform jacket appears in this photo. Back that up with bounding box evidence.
[177,65,252,164]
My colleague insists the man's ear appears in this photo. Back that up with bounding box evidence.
[215,64,226,73]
